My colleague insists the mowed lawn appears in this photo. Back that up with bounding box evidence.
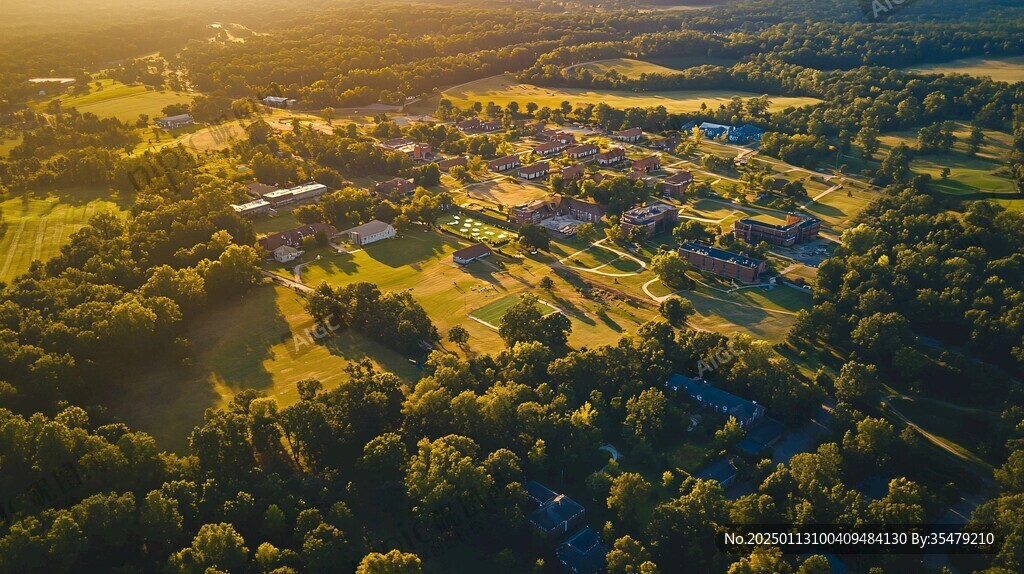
[429,74,820,115]
[469,293,554,327]
[567,58,693,78]
[38,79,193,122]
[290,230,661,352]
[104,283,421,452]
[0,190,129,282]
[904,55,1024,83]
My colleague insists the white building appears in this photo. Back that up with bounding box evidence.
[342,220,396,245]
[273,245,302,263]
[231,199,271,217]
[155,114,194,129]
[261,182,329,207]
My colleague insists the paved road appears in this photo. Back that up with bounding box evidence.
[262,270,312,294]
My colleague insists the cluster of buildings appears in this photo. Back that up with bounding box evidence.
[524,481,606,574]
[233,182,330,216]
[377,137,436,163]
[258,222,340,263]
[456,117,504,134]
[509,195,606,227]
[697,122,764,144]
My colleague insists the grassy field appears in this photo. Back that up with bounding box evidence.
[461,178,550,208]
[421,75,820,115]
[104,283,421,451]
[0,189,129,282]
[438,214,514,245]
[468,293,554,326]
[38,79,193,122]
[904,55,1024,83]
[568,57,739,79]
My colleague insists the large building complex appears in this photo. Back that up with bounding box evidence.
[619,202,679,238]
[260,183,329,207]
[733,214,821,246]
[678,242,767,282]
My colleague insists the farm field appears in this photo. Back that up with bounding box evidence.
[0,189,129,283]
[904,55,1024,83]
[37,79,193,122]
[425,74,820,115]
[103,283,421,452]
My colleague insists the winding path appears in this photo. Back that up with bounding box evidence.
[557,238,647,277]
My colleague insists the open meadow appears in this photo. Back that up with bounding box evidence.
[37,78,193,122]
[102,283,421,451]
[904,55,1024,83]
[0,189,129,282]
[420,74,821,115]
[565,57,737,78]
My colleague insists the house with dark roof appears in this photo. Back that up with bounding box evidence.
[566,144,598,160]
[678,242,767,283]
[488,155,521,172]
[374,177,415,195]
[632,154,661,174]
[620,202,678,238]
[246,182,280,198]
[529,494,585,538]
[481,119,503,132]
[519,162,550,180]
[660,171,694,198]
[730,124,764,144]
[259,223,339,252]
[453,243,491,265]
[377,136,415,150]
[733,214,820,247]
[509,196,605,225]
[437,156,468,171]
[666,374,766,427]
[595,148,626,166]
[522,481,558,508]
[535,140,569,156]
[555,526,607,574]
[456,118,482,132]
[560,163,585,181]
[612,127,643,142]
[696,457,739,486]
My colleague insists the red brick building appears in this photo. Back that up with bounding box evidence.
[612,127,643,142]
[632,155,661,174]
[733,214,821,247]
[595,148,626,166]
[679,242,767,283]
[620,202,678,238]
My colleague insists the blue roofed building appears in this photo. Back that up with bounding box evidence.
[555,526,607,574]
[699,122,732,140]
[666,374,766,427]
[522,480,558,508]
[729,124,764,143]
[529,494,586,538]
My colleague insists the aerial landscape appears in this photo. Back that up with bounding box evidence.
[0,0,1023,572]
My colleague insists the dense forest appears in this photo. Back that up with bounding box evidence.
[1,0,1024,572]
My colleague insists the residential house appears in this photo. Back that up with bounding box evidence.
[566,144,598,160]
[538,129,565,141]
[231,199,271,217]
[678,242,768,283]
[155,114,194,129]
[594,148,626,166]
[733,214,821,247]
[560,163,585,181]
[528,494,585,538]
[374,177,416,195]
[660,171,694,198]
[259,223,339,252]
[519,162,550,180]
[488,154,521,172]
[522,481,559,508]
[272,245,302,263]
[650,133,680,151]
[341,220,396,245]
[612,127,643,142]
[437,156,469,171]
[696,457,739,487]
[456,118,482,132]
[377,137,415,151]
[534,141,568,156]
[555,132,576,145]
[666,374,767,428]
[620,202,678,238]
[261,182,329,207]
[262,96,296,108]
[555,527,607,574]
[632,154,661,174]
[480,119,503,132]
[453,243,491,265]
